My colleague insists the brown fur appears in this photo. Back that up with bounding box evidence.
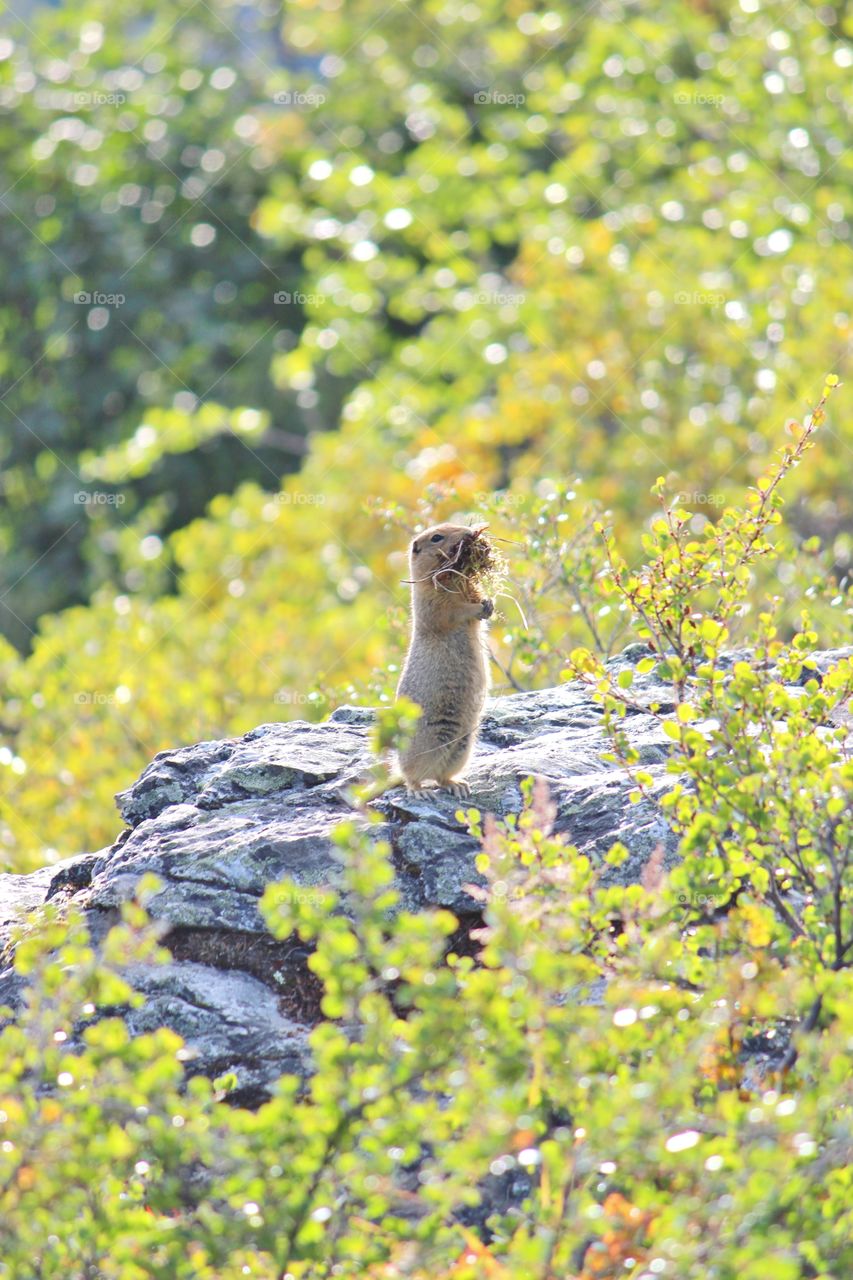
[396,522,493,796]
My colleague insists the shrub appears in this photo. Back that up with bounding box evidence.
[2,393,851,1273]
[2,778,851,1277]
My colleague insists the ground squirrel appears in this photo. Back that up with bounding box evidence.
[396,522,493,796]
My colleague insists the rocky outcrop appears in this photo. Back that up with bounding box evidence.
[2,646,847,1100]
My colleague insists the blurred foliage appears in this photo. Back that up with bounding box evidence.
[0,0,852,868]
[0,0,344,644]
[2,635,852,1274]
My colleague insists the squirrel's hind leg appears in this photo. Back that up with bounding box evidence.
[437,778,471,798]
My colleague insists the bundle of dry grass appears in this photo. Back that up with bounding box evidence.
[432,524,504,602]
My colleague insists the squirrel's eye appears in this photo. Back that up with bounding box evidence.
[430,533,444,543]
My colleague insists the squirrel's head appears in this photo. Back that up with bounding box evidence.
[408,522,486,590]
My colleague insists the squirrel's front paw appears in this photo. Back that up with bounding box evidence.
[479,598,494,620]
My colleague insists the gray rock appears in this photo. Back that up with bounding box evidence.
[125,961,310,1101]
[1,649,848,1092]
[394,821,483,912]
[0,863,64,952]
